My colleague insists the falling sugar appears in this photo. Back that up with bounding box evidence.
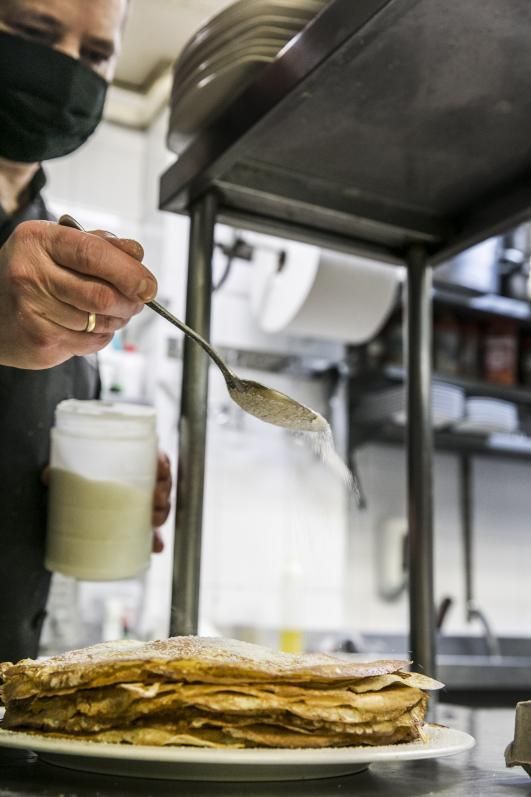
[227,377,361,499]
[296,421,363,504]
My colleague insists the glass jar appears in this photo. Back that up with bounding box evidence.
[45,400,157,581]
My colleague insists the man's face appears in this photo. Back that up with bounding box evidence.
[0,0,127,82]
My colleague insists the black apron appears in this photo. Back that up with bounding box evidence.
[0,173,99,662]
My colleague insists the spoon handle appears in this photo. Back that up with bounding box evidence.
[58,214,237,386]
[146,300,236,385]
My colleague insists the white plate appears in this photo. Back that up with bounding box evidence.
[0,725,475,782]
[174,24,300,87]
[179,0,326,64]
[173,41,285,102]
[169,55,275,135]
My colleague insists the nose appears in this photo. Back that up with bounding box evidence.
[54,32,81,61]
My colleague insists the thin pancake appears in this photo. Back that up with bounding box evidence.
[2,637,416,701]
[19,703,426,748]
[4,681,427,733]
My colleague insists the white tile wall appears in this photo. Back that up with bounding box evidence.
[200,368,348,634]
[349,444,531,638]
[45,122,146,228]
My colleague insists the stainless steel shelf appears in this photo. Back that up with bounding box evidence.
[160,0,531,264]
[359,422,531,463]
[382,365,531,407]
[433,287,531,328]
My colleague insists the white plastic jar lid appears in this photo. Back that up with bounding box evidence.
[55,399,156,439]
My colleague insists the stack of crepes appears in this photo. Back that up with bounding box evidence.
[0,637,442,748]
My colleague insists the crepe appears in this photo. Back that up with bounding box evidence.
[0,636,442,748]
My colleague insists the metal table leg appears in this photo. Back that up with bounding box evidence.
[406,246,436,676]
[460,456,474,617]
[170,192,218,637]
[460,455,501,657]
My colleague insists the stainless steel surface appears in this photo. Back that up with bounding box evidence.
[160,0,531,262]
[466,608,501,660]
[0,706,527,795]
[460,456,473,611]
[361,633,531,691]
[406,246,435,677]
[170,193,217,636]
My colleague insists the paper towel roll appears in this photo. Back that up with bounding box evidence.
[251,243,403,344]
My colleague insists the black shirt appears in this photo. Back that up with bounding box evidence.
[0,169,99,662]
[0,167,49,245]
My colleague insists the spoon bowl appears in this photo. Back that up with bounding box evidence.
[228,379,327,432]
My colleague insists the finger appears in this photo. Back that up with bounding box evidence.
[152,529,164,553]
[156,453,171,481]
[39,322,115,358]
[47,224,157,302]
[89,230,145,262]
[38,293,128,334]
[153,504,170,528]
[153,482,171,510]
[61,330,115,358]
[13,312,114,368]
[119,239,144,261]
[41,465,50,486]
[47,261,145,320]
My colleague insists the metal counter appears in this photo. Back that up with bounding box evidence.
[0,706,528,796]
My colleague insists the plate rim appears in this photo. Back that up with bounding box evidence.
[0,724,475,766]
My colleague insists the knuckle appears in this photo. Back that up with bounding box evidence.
[78,333,113,355]
[90,283,116,314]
[8,260,30,293]
[10,220,42,248]
[74,233,104,274]
[25,321,44,348]
[95,332,114,347]
[99,315,122,334]
[6,224,44,291]
[97,315,113,333]
[26,323,52,352]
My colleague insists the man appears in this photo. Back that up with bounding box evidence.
[0,0,172,661]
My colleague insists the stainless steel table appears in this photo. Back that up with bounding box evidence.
[159,0,531,678]
[0,707,526,796]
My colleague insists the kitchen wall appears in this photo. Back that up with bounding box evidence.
[42,113,531,651]
[349,444,531,639]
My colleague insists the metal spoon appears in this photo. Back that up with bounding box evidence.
[58,214,326,432]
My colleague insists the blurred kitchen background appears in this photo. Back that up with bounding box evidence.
[39,0,531,700]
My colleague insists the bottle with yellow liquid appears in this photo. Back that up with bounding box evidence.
[279,560,304,654]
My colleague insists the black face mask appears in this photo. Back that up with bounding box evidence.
[0,31,108,163]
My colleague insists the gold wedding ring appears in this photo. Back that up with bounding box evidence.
[85,312,97,333]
